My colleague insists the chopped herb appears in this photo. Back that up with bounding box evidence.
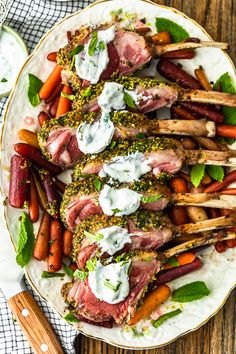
[112,208,122,214]
[166,256,179,267]
[190,165,205,188]
[124,91,136,108]
[172,281,210,302]
[42,271,65,278]
[135,133,146,139]
[81,87,92,97]
[68,45,84,58]
[73,269,88,281]
[27,73,43,107]
[16,213,35,267]
[61,92,75,100]
[104,279,121,292]
[110,140,117,149]
[88,31,98,56]
[86,258,97,272]
[63,263,74,277]
[206,165,224,182]
[84,230,104,242]
[131,327,144,337]
[141,194,163,203]
[155,18,189,42]
[151,309,182,328]
[93,176,101,192]
[0,77,7,83]
[98,40,105,50]
[64,312,80,323]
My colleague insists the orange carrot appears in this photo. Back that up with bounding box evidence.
[204,170,236,193]
[194,67,212,91]
[215,241,227,253]
[151,31,172,45]
[201,174,212,186]
[48,220,63,272]
[33,212,51,260]
[164,252,196,270]
[39,65,62,100]
[169,177,189,225]
[28,175,39,223]
[63,229,73,256]
[128,285,171,326]
[216,124,236,139]
[18,129,39,149]
[225,239,236,248]
[47,51,57,62]
[169,177,188,193]
[55,85,73,117]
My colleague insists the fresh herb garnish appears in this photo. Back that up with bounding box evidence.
[68,45,84,58]
[98,40,105,50]
[190,165,205,188]
[131,327,144,337]
[141,194,163,203]
[16,212,35,267]
[124,91,136,108]
[84,230,104,242]
[206,165,224,182]
[151,309,182,328]
[41,271,65,278]
[81,87,92,97]
[70,55,75,70]
[135,133,146,139]
[88,31,98,56]
[93,176,101,192]
[166,256,179,267]
[155,18,189,43]
[172,281,210,302]
[61,92,75,100]
[28,73,43,107]
[112,208,122,214]
[0,77,7,83]
[73,269,88,281]
[104,279,121,292]
[86,258,97,272]
[64,312,80,323]
[110,140,117,149]
[63,263,74,277]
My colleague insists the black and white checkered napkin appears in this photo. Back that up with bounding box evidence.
[0,1,94,353]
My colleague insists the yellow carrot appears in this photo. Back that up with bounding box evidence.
[128,284,171,326]
[18,129,39,149]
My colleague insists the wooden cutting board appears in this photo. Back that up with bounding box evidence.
[75,1,236,353]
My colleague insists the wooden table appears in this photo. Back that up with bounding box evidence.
[75,1,236,353]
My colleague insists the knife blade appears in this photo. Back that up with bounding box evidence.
[0,199,64,354]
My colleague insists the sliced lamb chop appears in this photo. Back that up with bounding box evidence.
[73,137,236,180]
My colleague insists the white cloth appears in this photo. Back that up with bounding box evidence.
[0,0,93,353]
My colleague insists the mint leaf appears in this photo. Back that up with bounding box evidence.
[86,257,97,272]
[1,77,7,83]
[141,194,163,203]
[190,165,205,187]
[84,230,103,242]
[93,176,101,192]
[41,271,65,278]
[16,213,35,267]
[68,45,84,58]
[28,73,43,107]
[124,92,136,108]
[63,263,74,277]
[166,256,179,267]
[88,31,98,56]
[73,269,88,281]
[61,92,75,100]
[151,309,182,328]
[206,165,224,182]
[172,281,210,302]
[64,312,80,323]
[155,18,189,43]
[104,279,121,292]
[213,72,236,126]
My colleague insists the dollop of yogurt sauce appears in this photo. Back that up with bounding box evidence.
[88,260,131,304]
[97,225,132,254]
[75,26,115,84]
[99,185,141,216]
[99,152,152,182]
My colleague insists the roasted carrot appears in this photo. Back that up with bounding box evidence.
[181,137,196,150]
[216,124,236,139]
[53,177,66,194]
[32,171,48,212]
[47,51,57,62]
[69,263,78,271]
[151,31,172,45]
[55,85,73,117]
[215,241,227,253]
[33,212,51,260]
[180,172,191,183]
[169,177,189,225]
[128,285,171,326]
[28,175,39,223]
[164,252,196,270]
[209,208,220,219]
[48,220,63,272]
[225,239,236,248]
[220,188,236,195]
[38,111,50,127]
[201,174,212,186]
[171,105,197,120]
[39,65,62,100]
[45,82,64,103]
[18,129,39,149]
[194,67,212,91]
[9,155,30,208]
[204,170,236,193]
[220,208,233,216]
[169,177,188,193]
[161,49,195,59]
[63,229,73,256]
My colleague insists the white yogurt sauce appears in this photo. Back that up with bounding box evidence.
[98,82,126,111]
[0,29,27,96]
[76,111,115,154]
[75,26,116,84]
[88,260,131,304]
[99,152,152,182]
[99,184,141,216]
[97,225,132,254]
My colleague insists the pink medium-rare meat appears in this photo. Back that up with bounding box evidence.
[65,257,160,324]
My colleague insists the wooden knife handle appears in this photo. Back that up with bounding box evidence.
[8,290,64,354]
